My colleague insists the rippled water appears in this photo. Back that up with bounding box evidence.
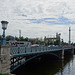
[55,55,75,75]
[13,54,75,75]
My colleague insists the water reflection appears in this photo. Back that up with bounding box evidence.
[55,55,74,75]
[13,55,75,75]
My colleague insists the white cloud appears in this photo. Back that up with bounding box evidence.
[0,0,75,43]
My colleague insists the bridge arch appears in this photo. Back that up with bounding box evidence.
[11,52,60,73]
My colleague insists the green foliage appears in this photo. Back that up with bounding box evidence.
[39,41,44,45]
[2,35,71,45]
[63,42,68,45]
[54,40,60,45]
[14,36,19,41]
[6,35,14,41]
[6,36,29,41]
[48,41,53,45]
[25,37,29,41]
[19,36,25,41]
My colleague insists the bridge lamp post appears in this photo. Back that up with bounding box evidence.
[61,39,63,46]
[1,21,8,45]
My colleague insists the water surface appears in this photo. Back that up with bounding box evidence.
[13,55,75,75]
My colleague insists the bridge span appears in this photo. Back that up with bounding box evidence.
[10,46,75,73]
[0,45,75,74]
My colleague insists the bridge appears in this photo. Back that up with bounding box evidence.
[0,45,75,74]
[10,45,75,73]
[0,20,74,74]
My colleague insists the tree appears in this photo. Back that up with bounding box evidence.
[15,36,19,41]
[54,40,60,45]
[19,36,25,41]
[25,37,29,41]
[6,35,14,41]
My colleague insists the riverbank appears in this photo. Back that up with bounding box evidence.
[0,73,14,75]
[0,74,9,75]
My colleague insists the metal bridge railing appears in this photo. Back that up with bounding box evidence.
[10,46,73,55]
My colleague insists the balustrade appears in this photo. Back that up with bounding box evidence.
[10,46,74,55]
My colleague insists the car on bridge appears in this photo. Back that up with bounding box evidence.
[31,44,39,47]
[48,45,55,47]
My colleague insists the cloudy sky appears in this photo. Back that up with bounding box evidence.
[0,0,75,43]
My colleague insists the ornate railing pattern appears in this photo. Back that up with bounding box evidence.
[10,46,73,55]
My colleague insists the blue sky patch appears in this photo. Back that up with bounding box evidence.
[25,16,75,25]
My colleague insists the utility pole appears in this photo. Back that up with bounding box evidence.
[19,30,21,38]
[69,27,71,45]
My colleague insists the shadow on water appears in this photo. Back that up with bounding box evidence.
[12,54,74,75]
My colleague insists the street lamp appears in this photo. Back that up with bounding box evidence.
[61,39,63,46]
[1,21,8,45]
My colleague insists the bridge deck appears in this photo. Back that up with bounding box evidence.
[10,46,73,56]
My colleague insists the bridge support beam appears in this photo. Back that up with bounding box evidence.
[61,47,64,60]
[72,47,74,55]
[0,45,10,74]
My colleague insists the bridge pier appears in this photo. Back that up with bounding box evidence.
[0,45,10,74]
[61,47,64,60]
[72,47,74,55]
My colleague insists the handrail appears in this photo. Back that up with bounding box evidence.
[10,46,74,55]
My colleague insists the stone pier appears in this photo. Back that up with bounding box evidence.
[61,46,64,60]
[0,45,10,74]
[72,46,74,55]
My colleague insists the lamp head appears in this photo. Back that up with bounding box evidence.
[1,21,8,30]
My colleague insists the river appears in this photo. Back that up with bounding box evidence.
[13,54,75,75]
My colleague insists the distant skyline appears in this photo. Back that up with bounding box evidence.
[0,0,75,43]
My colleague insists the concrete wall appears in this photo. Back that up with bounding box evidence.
[0,45,10,74]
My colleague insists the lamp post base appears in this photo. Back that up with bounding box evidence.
[1,38,6,45]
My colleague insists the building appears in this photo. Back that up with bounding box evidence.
[44,33,61,45]
[6,40,31,47]
[28,38,39,44]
